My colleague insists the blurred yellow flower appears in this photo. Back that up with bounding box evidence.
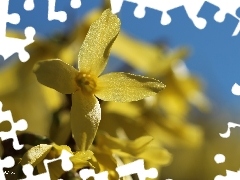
[85,133,171,180]
[95,133,172,166]
[112,33,188,77]
[100,102,203,148]
[34,9,165,151]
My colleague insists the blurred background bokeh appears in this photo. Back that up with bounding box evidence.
[1,0,240,179]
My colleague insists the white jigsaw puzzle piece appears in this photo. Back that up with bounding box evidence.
[25,0,82,22]
[79,169,109,180]
[47,0,82,21]
[79,159,158,180]
[232,83,240,96]
[20,149,73,180]
[206,0,240,36]
[0,156,15,180]
[219,122,240,138]
[21,164,51,180]
[215,169,240,180]
[110,0,240,35]
[116,159,158,180]
[24,0,82,11]
[0,0,36,62]
[206,0,240,23]
[110,0,206,27]
[1,0,83,62]
[216,121,240,180]
[0,101,28,150]
[48,0,67,22]
[70,0,81,9]
[24,0,35,11]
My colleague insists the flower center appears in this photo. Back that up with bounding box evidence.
[75,73,96,93]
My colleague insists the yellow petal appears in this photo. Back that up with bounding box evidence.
[78,9,120,76]
[41,85,63,112]
[138,148,172,165]
[111,33,162,76]
[33,59,79,94]
[99,111,147,140]
[51,144,73,157]
[96,72,165,102]
[37,158,65,180]
[157,81,189,118]
[104,101,141,119]
[71,150,94,170]
[95,133,171,166]
[97,134,152,156]
[73,150,93,161]
[21,144,52,167]
[112,32,188,77]
[71,90,101,151]
[92,151,118,180]
[127,136,153,154]
[31,144,75,179]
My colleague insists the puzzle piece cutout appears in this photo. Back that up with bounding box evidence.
[0,0,35,62]
[215,154,226,164]
[48,0,67,22]
[0,156,15,180]
[20,149,73,180]
[215,169,240,180]
[80,159,158,180]
[1,0,83,62]
[111,0,206,29]
[48,0,82,22]
[70,0,81,9]
[23,0,81,22]
[0,101,28,150]
[24,0,35,11]
[214,122,240,180]
[116,159,158,180]
[232,83,240,95]
[207,0,240,36]
[198,2,240,35]
[219,122,240,138]
[79,169,109,180]
[110,0,240,36]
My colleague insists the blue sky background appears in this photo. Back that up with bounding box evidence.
[4,0,240,115]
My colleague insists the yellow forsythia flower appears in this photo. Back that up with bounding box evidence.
[33,9,165,151]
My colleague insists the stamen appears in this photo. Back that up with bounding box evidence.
[75,73,96,93]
